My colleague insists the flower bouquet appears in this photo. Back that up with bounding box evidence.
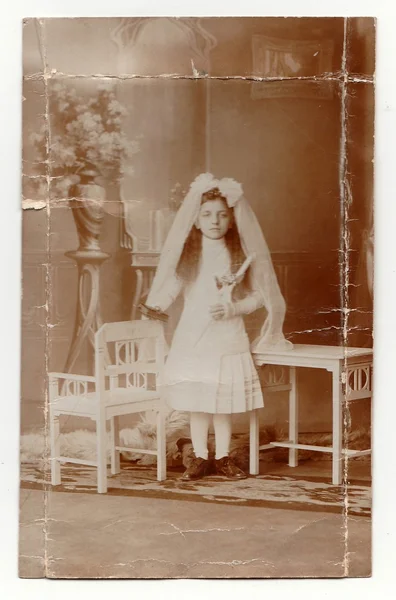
[31,82,139,252]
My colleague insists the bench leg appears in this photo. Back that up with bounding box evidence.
[249,409,260,475]
[50,414,61,486]
[289,366,298,468]
[110,416,121,475]
[332,365,343,486]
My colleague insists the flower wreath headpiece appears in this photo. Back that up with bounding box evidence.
[189,173,244,208]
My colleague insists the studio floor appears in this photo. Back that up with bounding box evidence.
[19,460,371,579]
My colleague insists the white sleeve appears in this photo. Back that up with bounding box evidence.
[147,274,183,313]
[230,290,265,316]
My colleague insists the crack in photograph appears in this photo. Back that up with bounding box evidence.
[20,16,375,579]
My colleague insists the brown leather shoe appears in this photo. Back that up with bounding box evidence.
[181,456,211,481]
[215,456,247,480]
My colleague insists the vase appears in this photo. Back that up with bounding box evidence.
[69,170,106,253]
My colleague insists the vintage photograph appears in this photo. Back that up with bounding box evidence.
[20,17,375,578]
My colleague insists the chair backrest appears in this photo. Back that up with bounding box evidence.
[94,320,165,393]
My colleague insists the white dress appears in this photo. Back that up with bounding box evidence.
[156,236,265,414]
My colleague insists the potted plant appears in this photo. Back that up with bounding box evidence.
[30,82,139,252]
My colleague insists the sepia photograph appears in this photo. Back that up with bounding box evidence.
[20,16,375,579]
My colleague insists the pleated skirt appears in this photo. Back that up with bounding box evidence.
[163,349,264,414]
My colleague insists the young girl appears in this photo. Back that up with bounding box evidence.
[145,173,291,481]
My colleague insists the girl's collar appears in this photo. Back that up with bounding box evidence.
[201,235,226,252]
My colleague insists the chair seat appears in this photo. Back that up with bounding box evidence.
[51,386,160,416]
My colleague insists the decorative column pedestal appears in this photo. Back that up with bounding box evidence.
[130,252,159,320]
[64,249,110,374]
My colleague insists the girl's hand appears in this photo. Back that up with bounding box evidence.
[209,303,237,320]
[218,275,235,287]
[209,303,227,320]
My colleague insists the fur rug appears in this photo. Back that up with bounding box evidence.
[20,407,370,470]
[20,410,190,467]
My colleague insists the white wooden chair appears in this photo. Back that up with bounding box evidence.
[49,320,166,493]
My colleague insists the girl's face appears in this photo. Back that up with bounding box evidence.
[196,198,232,240]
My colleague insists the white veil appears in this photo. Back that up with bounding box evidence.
[146,173,292,352]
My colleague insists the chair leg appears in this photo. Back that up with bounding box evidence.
[249,409,260,475]
[96,418,108,493]
[110,416,121,475]
[50,413,61,486]
[156,409,166,481]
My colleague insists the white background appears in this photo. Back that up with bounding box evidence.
[1,0,395,596]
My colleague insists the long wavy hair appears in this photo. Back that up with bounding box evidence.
[176,188,252,298]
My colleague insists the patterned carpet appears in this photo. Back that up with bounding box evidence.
[20,460,371,517]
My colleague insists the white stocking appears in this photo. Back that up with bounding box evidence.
[190,412,211,460]
[213,413,232,460]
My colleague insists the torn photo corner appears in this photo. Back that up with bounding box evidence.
[20,16,374,579]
